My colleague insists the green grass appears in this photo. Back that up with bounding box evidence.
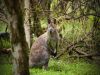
[0,64,12,75]
[0,55,12,75]
[0,55,100,75]
[30,59,100,75]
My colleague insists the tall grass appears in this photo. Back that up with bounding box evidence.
[0,39,11,48]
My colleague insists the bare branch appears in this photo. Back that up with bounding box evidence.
[0,16,8,24]
[67,52,100,58]
[57,13,100,21]
[73,49,88,55]
[55,31,92,59]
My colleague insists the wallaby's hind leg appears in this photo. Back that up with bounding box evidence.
[42,62,49,70]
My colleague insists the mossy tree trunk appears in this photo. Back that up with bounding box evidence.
[4,0,30,75]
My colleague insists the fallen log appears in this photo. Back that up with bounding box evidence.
[0,48,11,54]
[67,52,100,58]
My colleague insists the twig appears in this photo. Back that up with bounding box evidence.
[67,52,100,58]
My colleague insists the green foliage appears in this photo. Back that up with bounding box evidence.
[0,39,11,48]
[40,19,47,28]
[0,21,7,32]
[60,20,92,42]
[0,22,10,48]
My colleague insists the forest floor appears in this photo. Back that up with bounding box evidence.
[0,54,100,75]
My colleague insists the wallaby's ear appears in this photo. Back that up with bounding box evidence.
[54,18,56,24]
[48,18,51,24]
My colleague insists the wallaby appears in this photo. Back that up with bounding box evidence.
[29,18,59,69]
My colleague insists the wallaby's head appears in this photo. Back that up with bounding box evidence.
[47,18,57,37]
[47,18,59,57]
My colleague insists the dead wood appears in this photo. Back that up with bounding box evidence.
[55,32,92,59]
[67,52,100,58]
[73,49,88,55]
[0,48,11,54]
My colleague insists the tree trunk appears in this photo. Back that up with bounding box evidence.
[32,11,42,37]
[30,0,42,37]
[24,0,31,49]
[4,0,30,75]
[47,0,52,19]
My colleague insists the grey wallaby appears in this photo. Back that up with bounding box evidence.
[29,18,59,69]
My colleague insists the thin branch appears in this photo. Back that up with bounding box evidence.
[73,49,88,55]
[57,13,100,21]
[67,52,100,58]
[55,31,92,59]
[0,17,8,24]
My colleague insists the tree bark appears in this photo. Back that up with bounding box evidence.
[30,0,42,37]
[4,0,30,75]
[47,0,52,19]
[32,11,42,37]
[24,0,31,49]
